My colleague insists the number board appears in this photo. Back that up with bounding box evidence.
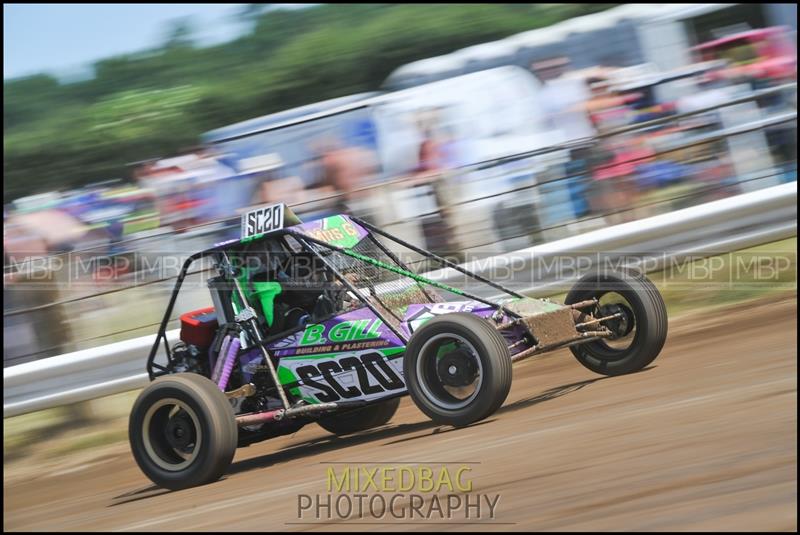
[241,203,285,239]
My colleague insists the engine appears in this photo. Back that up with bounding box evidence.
[169,307,219,376]
[168,341,208,375]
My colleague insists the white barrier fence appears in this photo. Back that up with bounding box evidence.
[3,181,796,418]
[430,180,798,298]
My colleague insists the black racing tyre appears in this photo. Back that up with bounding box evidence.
[317,396,400,436]
[403,312,512,427]
[565,269,668,376]
[129,373,238,490]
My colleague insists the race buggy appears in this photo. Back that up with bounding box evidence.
[129,203,668,490]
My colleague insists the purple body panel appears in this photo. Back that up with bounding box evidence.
[239,350,264,383]
[400,301,529,356]
[267,307,405,358]
[266,300,530,359]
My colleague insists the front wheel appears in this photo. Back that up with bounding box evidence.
[565,270,668,376]
[403,313,512,428]
[129,373,238,490]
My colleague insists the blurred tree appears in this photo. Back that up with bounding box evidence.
[163,17,196,50]
[236,3,273,21]
[3,74,62,129]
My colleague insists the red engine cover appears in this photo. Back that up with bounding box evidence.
[179,307,219,348]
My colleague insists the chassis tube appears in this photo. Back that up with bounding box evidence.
[146,253,203,380]
[289,230,522,322]
[351,216,527,300]
[222,252,292,411]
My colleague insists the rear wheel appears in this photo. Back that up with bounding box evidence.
[403,313,512,427]
[129,373,238,490]
[317,397,400,436]
[565,270,668,376]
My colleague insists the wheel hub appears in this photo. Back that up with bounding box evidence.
[437,348,479,387]
[599,303,635,338]
[165,414,196,450]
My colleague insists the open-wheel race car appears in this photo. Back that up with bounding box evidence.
[129,203,668,490]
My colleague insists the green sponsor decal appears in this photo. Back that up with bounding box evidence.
[302,394,319,405]
[381,347,405,358]
[240,233,263,243]
[299,318,383,346]
[279,365,321,404]
[281,346,404,361]
[329,319,383,342]
[277,366,298,387]
[300,323,326,345]
[302,215,363,249]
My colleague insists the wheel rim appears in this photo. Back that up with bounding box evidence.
[585,291,639,359]
[141,398,203,472]
[416,333,483,410]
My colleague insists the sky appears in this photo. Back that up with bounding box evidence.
[3,4,314,80]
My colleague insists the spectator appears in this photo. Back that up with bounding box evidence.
[306,134,379,219]
[405,110,459,256]
[533,57,596,143]
[532,57,597,219]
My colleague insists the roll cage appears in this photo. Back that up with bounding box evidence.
[146,214,527,382]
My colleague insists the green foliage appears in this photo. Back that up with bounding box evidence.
[3,4,617,201]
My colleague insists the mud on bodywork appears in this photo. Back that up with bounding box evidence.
[501,299,580,347]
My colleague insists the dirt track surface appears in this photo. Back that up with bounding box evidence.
[4,296,797,532]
